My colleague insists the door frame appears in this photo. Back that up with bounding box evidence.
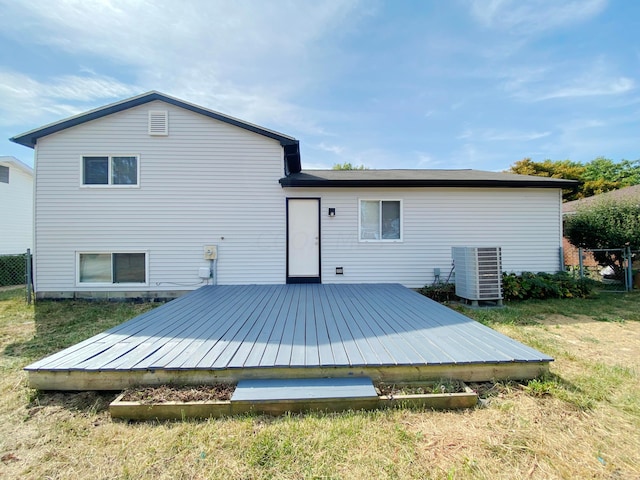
[286,197,321,284]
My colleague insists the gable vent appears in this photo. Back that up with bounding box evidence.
[148,110,168,136]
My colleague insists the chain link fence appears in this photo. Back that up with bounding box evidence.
[565,246,638,292]
[0,250,33,302]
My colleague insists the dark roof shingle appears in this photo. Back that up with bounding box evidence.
[279,169,578,188]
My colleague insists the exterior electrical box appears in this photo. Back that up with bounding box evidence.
[203,245,217,260]
[198,267,211,279]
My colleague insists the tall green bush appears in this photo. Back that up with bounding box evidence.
[564,199,640,275]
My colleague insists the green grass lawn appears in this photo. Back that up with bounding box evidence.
[0,286,638,479]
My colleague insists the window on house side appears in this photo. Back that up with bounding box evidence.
[82,156,138,186]
[0,165,10,184]
[359,200,402,241]
[79,253,146,284]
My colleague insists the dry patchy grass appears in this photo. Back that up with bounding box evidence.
[0,288,639,479]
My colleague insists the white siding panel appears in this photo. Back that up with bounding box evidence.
[286,187,562,288]
[35,101,287,293]
[0,164,33,253]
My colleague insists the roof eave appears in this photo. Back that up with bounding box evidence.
[10,91,298,149]
[279,178,578,188]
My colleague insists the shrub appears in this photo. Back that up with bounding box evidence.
[502,271,594,301]
[564,199,640,277]
[419,283,456,302]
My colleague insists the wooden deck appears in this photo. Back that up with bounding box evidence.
[25,284,552,390]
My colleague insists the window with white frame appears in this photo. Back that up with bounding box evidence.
[82,156,138,186]
[359,200,402,241]
[78,252,147,284]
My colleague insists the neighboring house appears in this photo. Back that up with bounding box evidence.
[562,184,640,268]
[11,92,575,299]
[0,156,33,254]
[563,184,640,214]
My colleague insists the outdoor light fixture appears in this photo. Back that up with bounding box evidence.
[328,208,336,217]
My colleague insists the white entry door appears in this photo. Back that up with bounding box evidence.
[287,198,320,283]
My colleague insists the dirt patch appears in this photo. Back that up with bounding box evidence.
[28,391,117,416]
[120,384,235,403]
[539,314,640,368]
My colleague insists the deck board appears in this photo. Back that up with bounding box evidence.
[25,284,554,390]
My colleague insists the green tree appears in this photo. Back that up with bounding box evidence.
[583,157,640,186]
[508,158,584,201]
[564,200,640,275]
[332,162,368,170]
[507,157,640,202]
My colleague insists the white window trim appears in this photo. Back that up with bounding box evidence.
[358,198,403,242]
[80,154,141,188]
[75,250,149,286]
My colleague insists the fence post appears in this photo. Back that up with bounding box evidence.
[26,248,32,304]
[626,246,633,292]
[578,247,584,279]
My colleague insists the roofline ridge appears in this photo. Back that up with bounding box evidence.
[10,91,298,148]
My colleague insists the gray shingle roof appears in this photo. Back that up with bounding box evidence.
[279,169,578,188]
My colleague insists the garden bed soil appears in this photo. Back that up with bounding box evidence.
[120,384,234,403]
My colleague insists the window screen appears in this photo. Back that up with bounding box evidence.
[113,253,146,283]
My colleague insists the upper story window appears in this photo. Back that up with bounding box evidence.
[0,165,8,183]
[82,156,139,187]
[359,199,402,241]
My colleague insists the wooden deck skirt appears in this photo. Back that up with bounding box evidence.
[25,284,552,390]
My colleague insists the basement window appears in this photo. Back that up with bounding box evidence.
[359,200,402,241]
[82,156,139,187]
[78,252,147,284]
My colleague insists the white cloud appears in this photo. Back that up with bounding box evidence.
[536,77,634,101]
[502,58,635,102]
[316,142,345,155]
[0,70,137,127]
[457,128,551,142]
[0,0,364,134]
[468,0,607,34]
[416,152,445,168]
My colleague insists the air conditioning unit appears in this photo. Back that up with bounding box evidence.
[452,247,503,306]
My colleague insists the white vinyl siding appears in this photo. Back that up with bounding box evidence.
[0,161,33,253]
[290,187,563,288]
[34,101,286,294]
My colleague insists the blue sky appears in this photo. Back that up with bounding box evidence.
[1,0,638,170]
